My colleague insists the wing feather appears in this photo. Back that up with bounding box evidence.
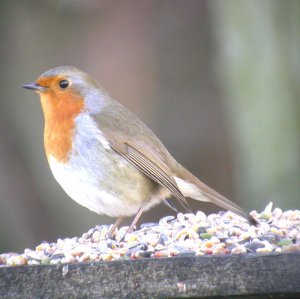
[111,141,192,212]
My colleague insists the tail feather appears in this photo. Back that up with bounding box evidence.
[173,163,258,226]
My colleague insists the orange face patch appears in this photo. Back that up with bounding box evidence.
[36,76,84,163]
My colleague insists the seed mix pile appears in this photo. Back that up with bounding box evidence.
[1,202,299,267]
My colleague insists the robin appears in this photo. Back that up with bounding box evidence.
[22,66,257,236]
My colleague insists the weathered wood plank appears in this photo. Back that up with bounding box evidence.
[0,252,299,298]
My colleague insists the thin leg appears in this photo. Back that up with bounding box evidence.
[120,202,147,242]
[163,198,178,212]
[127,202,148,234]
[119,202,147,242]
[107,216,124,238]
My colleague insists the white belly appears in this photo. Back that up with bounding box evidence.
[49,156,153,217]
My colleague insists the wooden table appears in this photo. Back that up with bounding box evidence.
[1,252,299,298]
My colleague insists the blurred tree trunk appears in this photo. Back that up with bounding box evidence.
[209,0,300,210]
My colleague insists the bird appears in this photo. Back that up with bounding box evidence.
[22,66,257,236]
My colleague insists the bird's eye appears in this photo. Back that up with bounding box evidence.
[59,79,69,89]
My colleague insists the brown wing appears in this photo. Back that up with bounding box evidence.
[110,140,192,213]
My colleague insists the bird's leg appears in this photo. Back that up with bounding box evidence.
[119,202,147,242]
[163,198,178,212]
[128,202,148,233]
[107,216,124,239]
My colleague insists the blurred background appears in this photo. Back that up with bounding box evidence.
[0,0,299,252]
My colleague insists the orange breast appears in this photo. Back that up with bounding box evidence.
[40,92,84,163]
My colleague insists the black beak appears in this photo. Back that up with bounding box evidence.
[22,82,47,92]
